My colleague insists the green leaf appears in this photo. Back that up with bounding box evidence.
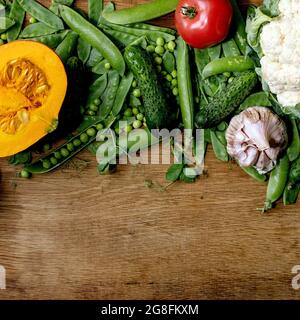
[166,163,184,182]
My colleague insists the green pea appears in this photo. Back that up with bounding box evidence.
[154,56,162,65]
[171,70,177,78]
[164,43,168,51]
[172,87,179,96]
[133,120,142,129]
[132,107,139,115]
[115,127,120,135]
[1,33,7,41]
[167,41,176,52]
[195,97,200,104]
[72,139,80,147]
[166,74,172,82]
[136,113,144,121]
[125,125,133,133]
[155,45,165,55]
[89,104,98,112]
[171,79,177,87]
[228,77,234,83]
[29,17,37,24]
[80,133,89,143]
[54,151,62,160]
[20,169,31,179]
[93,98,101,106]
[161,71,167,76]
[0,39,4,46]
[43,144,51,153]
[87,127,97,137]
[124,108,133,117]
[156,37,165,46]
[146,45,155,53]
[223,72,231,77]
[133,89,141,98]
[60,148,69,157]
[42,159,51,169]
[50,157,58,165]
[86,110,96,116]
[132,80,137,88]
[96,123,104,130]
[104,62,111,70]
[67,143,74,152]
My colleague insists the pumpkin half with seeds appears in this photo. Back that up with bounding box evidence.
[0,41,67,157]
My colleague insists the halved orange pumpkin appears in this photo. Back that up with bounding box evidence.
[0,40,67,157]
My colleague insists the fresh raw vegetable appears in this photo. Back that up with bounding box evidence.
[0,41,67,157]
[20,22,59,39]
[246,0,300,118]
[175,0,233,49]
[55,31,79,62]
[287,118,300,162]
[102,0,178,25]
[124,45,173,129]
[176,37,194,130]
[60,5,125,76]
[195,71,257,128]
[226,107,288,174]
[7,0,25,42]
[264,154,290,212]
[202,56,255,79]
[241,166,267,183]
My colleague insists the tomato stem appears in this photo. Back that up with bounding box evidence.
[181,6,197,19]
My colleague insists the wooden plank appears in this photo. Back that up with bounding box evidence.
[1,0,300,300]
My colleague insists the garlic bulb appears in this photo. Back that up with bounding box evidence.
[226,107,288,174]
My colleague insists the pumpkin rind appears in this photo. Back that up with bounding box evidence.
[0,41,67,157]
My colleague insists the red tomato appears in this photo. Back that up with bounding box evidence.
[175,0,233,49]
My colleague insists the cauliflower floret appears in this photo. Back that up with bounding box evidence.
[278,91,300,107]
[260,0,300,107]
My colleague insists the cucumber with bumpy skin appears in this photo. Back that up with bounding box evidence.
[124,45,172,129]
[195,71,257,129]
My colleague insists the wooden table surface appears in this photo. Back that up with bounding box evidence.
[1,0,300,300]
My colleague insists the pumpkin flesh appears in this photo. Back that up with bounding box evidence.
[0,41,67,157]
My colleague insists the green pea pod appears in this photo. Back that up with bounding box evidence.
[162,51,175,74]
[230,0,248,55]
[99,70,120,120]
[241,166,267,183]
[88,0,103,25]
[30,30,70,49]
[215,130,227,146]
[222,38,241,57]
[77,37,92,64]
[207,45,221,61]
[128,35,148,49]
[87,73,108,105]
[194,48,210,76]
[287,119,300,162]
[55,31,79,62]
[0,17,15,33]
[210,130,229,162]
[127,22,176,36]
[101,27,138,47]
[204,129,212,144]
[53,0,74,5]
[92,59,109,75]
[7,0,25,42]
[86,47,103,68]
[19,22,59,38]
[17,0,64,30]
[283,183,300,205]
[112,72,134,117]
[202,56,255,79]
[60,5,125,76]
[288,156,300,187]
[102,0,178,25]
[99,21,175,43]
[24,123,103,174]
[264,154,290,211]
[49,3,60,16]
[176,37,194,130]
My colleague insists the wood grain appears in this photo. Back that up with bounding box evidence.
[1,0,300,300]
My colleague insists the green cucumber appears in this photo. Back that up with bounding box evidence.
[195,71,257,129]
[124,45,172,129]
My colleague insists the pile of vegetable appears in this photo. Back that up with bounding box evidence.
[0,0,299,213]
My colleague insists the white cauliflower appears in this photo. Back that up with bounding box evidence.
[260,0,300,107]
